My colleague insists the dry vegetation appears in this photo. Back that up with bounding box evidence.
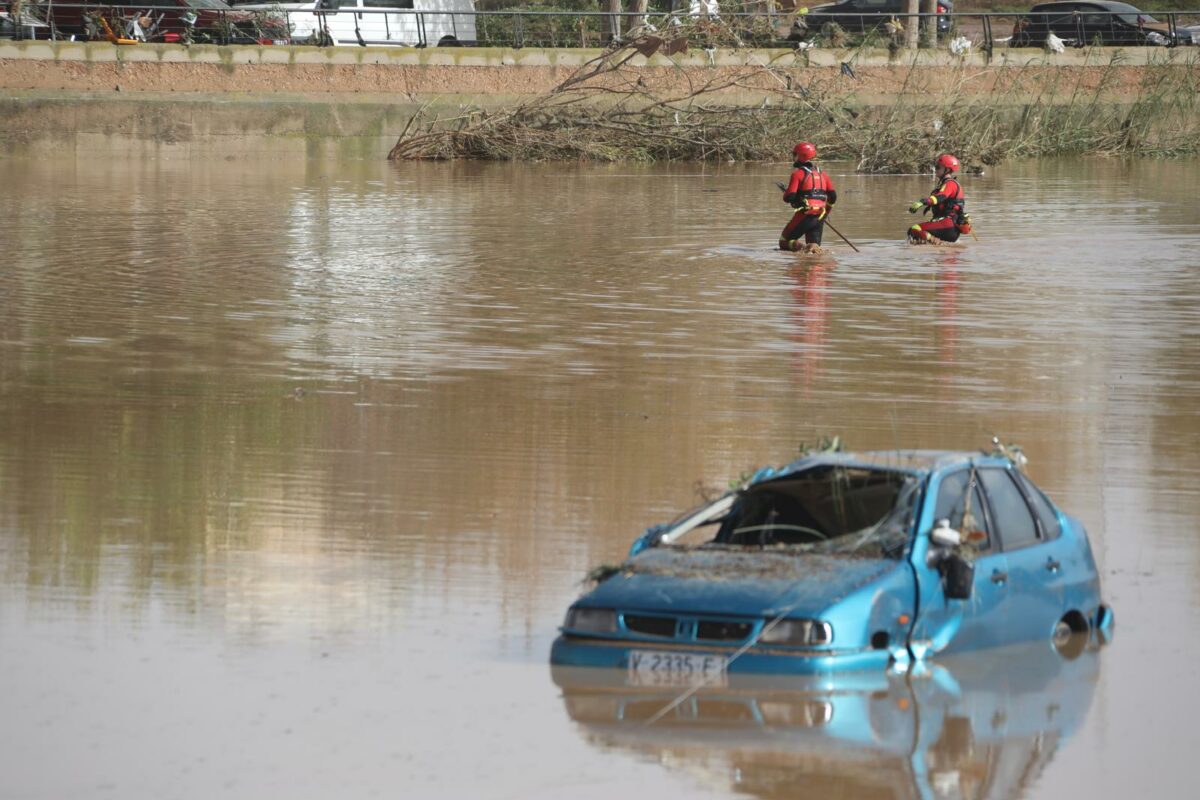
[389,21,1200,171]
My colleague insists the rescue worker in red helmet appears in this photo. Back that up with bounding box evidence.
[780,141,837,253]
[907,153,973,245]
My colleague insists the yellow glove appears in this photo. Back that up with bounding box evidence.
[908,200,926,214]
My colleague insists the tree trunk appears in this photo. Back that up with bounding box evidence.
[921,0,938,48]
[607,0,622,42]
[631,0,648,33]
[905,0,920,50]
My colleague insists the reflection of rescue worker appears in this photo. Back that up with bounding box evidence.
[907,153,972,245]
[780,141,837,253]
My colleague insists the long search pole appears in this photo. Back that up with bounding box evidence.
[776,182,860,253]
[823,217,860,253]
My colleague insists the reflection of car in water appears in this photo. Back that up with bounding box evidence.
[551,447,1113,677]
[553,637,1104,800]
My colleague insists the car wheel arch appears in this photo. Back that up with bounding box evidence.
[1052,611,1090,659]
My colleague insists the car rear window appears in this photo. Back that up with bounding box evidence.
[1014,472,1063,541]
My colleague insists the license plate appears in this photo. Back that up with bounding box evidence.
[628,650,728,687]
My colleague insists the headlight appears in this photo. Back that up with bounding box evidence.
[758,618,833,645]
[564,607,617,634]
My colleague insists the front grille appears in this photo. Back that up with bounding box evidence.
[622,613,754,642]
[696,620,753,642]
[624,614,678,637]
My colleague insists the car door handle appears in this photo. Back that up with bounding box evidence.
[990,570,1008,585]
[1046,558,1061,573]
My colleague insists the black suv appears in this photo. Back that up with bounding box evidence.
[1011,1,1179,47]
[791,0,954,40]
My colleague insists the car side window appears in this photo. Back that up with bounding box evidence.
[978,469,1040,551]
[1047,4,1079,29]
[1014,472,1063,541]
[934,470,992,552]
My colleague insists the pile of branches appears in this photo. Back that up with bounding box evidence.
[387,24,1200,170]
[388,23,863,164]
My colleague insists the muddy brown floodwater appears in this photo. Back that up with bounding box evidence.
[1,155,1198,799]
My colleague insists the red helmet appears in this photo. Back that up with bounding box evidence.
[936,153,960,172]
[793,142,817,162]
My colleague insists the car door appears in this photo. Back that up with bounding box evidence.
[850,0,892,32]
[379,0,422,45]
[818,0,857,31]
[349,0,379,43]
[1013,470,1094,622]
[314,0,357,45]
[1076,2,1116,45]
[337,0,410,45]
[976,468,1067,644]
[1044,2,1084,42]
[910,468,1012,657]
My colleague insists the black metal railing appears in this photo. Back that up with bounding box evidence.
[4,4,1198,51]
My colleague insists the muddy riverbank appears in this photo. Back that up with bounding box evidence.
[2,40,1197,160]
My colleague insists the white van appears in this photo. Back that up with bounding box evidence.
[241,0,476,47]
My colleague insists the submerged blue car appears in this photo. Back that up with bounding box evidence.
[551,448,1113,677]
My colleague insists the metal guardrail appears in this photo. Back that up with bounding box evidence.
[4,4,1199,51]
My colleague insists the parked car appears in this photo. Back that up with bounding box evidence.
[551,447,1113,677]
[38,0,282,44]
[790,0,953,40]
[235,0,476,47]
[1011,1,1180,47]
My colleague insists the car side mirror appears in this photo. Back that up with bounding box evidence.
[928,520,973,600]
[930,518,961,548]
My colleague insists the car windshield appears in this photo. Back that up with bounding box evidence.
[665,466,919,559]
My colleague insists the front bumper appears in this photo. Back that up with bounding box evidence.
[550,635,891,676]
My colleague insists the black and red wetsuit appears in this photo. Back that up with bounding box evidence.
[909,175,971,244]
[780,162,837,251]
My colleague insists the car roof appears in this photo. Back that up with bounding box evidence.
[756,449,1011,483]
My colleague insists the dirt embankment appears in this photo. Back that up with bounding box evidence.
[0,50,1183,104]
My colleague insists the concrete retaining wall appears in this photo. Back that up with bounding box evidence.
[3,39,1195,69]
